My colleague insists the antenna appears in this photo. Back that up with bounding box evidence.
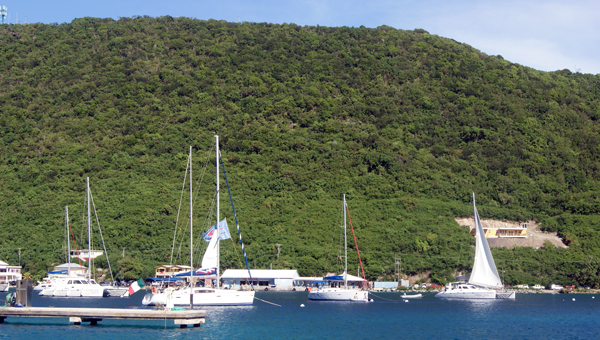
[1,6,6,25]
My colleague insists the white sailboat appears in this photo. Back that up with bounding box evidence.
[39,178,105,297]
[435,193,515,299]
[308,194,371,302]
[142,137,255,307]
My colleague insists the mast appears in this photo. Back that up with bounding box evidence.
[66,206,70,276]
[215,135,220,289]
[86,177,91,282]
[189,146,193,308]
[343,194,347,289]
[473,192,476,220]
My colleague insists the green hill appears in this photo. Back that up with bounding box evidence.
[1,16,599,287]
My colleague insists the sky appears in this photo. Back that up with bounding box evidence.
[3,0,599,74]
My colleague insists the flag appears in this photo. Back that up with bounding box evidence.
[128,278,145,295]
[202,219,231,242]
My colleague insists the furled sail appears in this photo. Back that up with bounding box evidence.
[468,193,502,287]
[201,228,219,269]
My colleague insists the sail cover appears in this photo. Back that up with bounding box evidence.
[468,194,502,287]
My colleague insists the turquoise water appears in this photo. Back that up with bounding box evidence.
[1,290,600,339]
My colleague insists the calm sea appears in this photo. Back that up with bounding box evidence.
[1,290,600,339]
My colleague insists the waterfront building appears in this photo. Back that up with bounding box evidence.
[0,260,22,284]
[221,269,299,290]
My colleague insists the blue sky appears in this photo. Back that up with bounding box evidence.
[4,0,599,74]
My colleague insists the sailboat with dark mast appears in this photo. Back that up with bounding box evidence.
[142,136,255,306]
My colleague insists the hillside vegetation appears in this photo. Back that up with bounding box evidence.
[1,17,599,287]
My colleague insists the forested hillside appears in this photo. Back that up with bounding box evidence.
[1,16,599,287]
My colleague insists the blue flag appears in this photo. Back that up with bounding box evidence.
[202,219,231,242]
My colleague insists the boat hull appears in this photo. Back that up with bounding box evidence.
[38,279,105,297]
[308,288,370,302]
[434,283,497,299]
[142,288,255,306]
[103,287,129,297]
[435,290,496,299]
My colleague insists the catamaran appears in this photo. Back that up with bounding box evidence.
[308,194,371,302]
[435,193,515,299]
[39,179,105,297]
[142,136,255,306]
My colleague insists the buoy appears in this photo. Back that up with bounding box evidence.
[300,304,305,307]
[572,298,576,301]
[593,296,595,299]
[404,300,409,303]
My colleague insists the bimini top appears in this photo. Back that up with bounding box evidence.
[146,277,184,282]
[221,269,300,280]
[53,263,87,270]
[323,273,366,282]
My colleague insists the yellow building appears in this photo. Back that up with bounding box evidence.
[153,265,192,278]
[470,223,528,238]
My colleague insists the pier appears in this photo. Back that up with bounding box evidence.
[0,307,207,328]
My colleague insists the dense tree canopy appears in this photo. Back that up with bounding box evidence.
[0,17,599,286]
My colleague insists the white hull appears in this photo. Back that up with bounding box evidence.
[39,287,104,297]
[308,288,371,302]
[435,290,496,299]
[496,291,516,299]
[103,287,129,297]
[400,293,422,299]
[142,288,255,306]
[435,283,496,299]
[38,278,105,297]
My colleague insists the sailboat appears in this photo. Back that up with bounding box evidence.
[308,194,371,302]
[39,178,105,297]
[435,193,515,299]
[142,136,255,306]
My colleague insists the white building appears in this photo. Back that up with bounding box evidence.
[0,260,22,283]
[221,269,300,290]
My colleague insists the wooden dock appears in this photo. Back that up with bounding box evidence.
[0,307,207,328]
